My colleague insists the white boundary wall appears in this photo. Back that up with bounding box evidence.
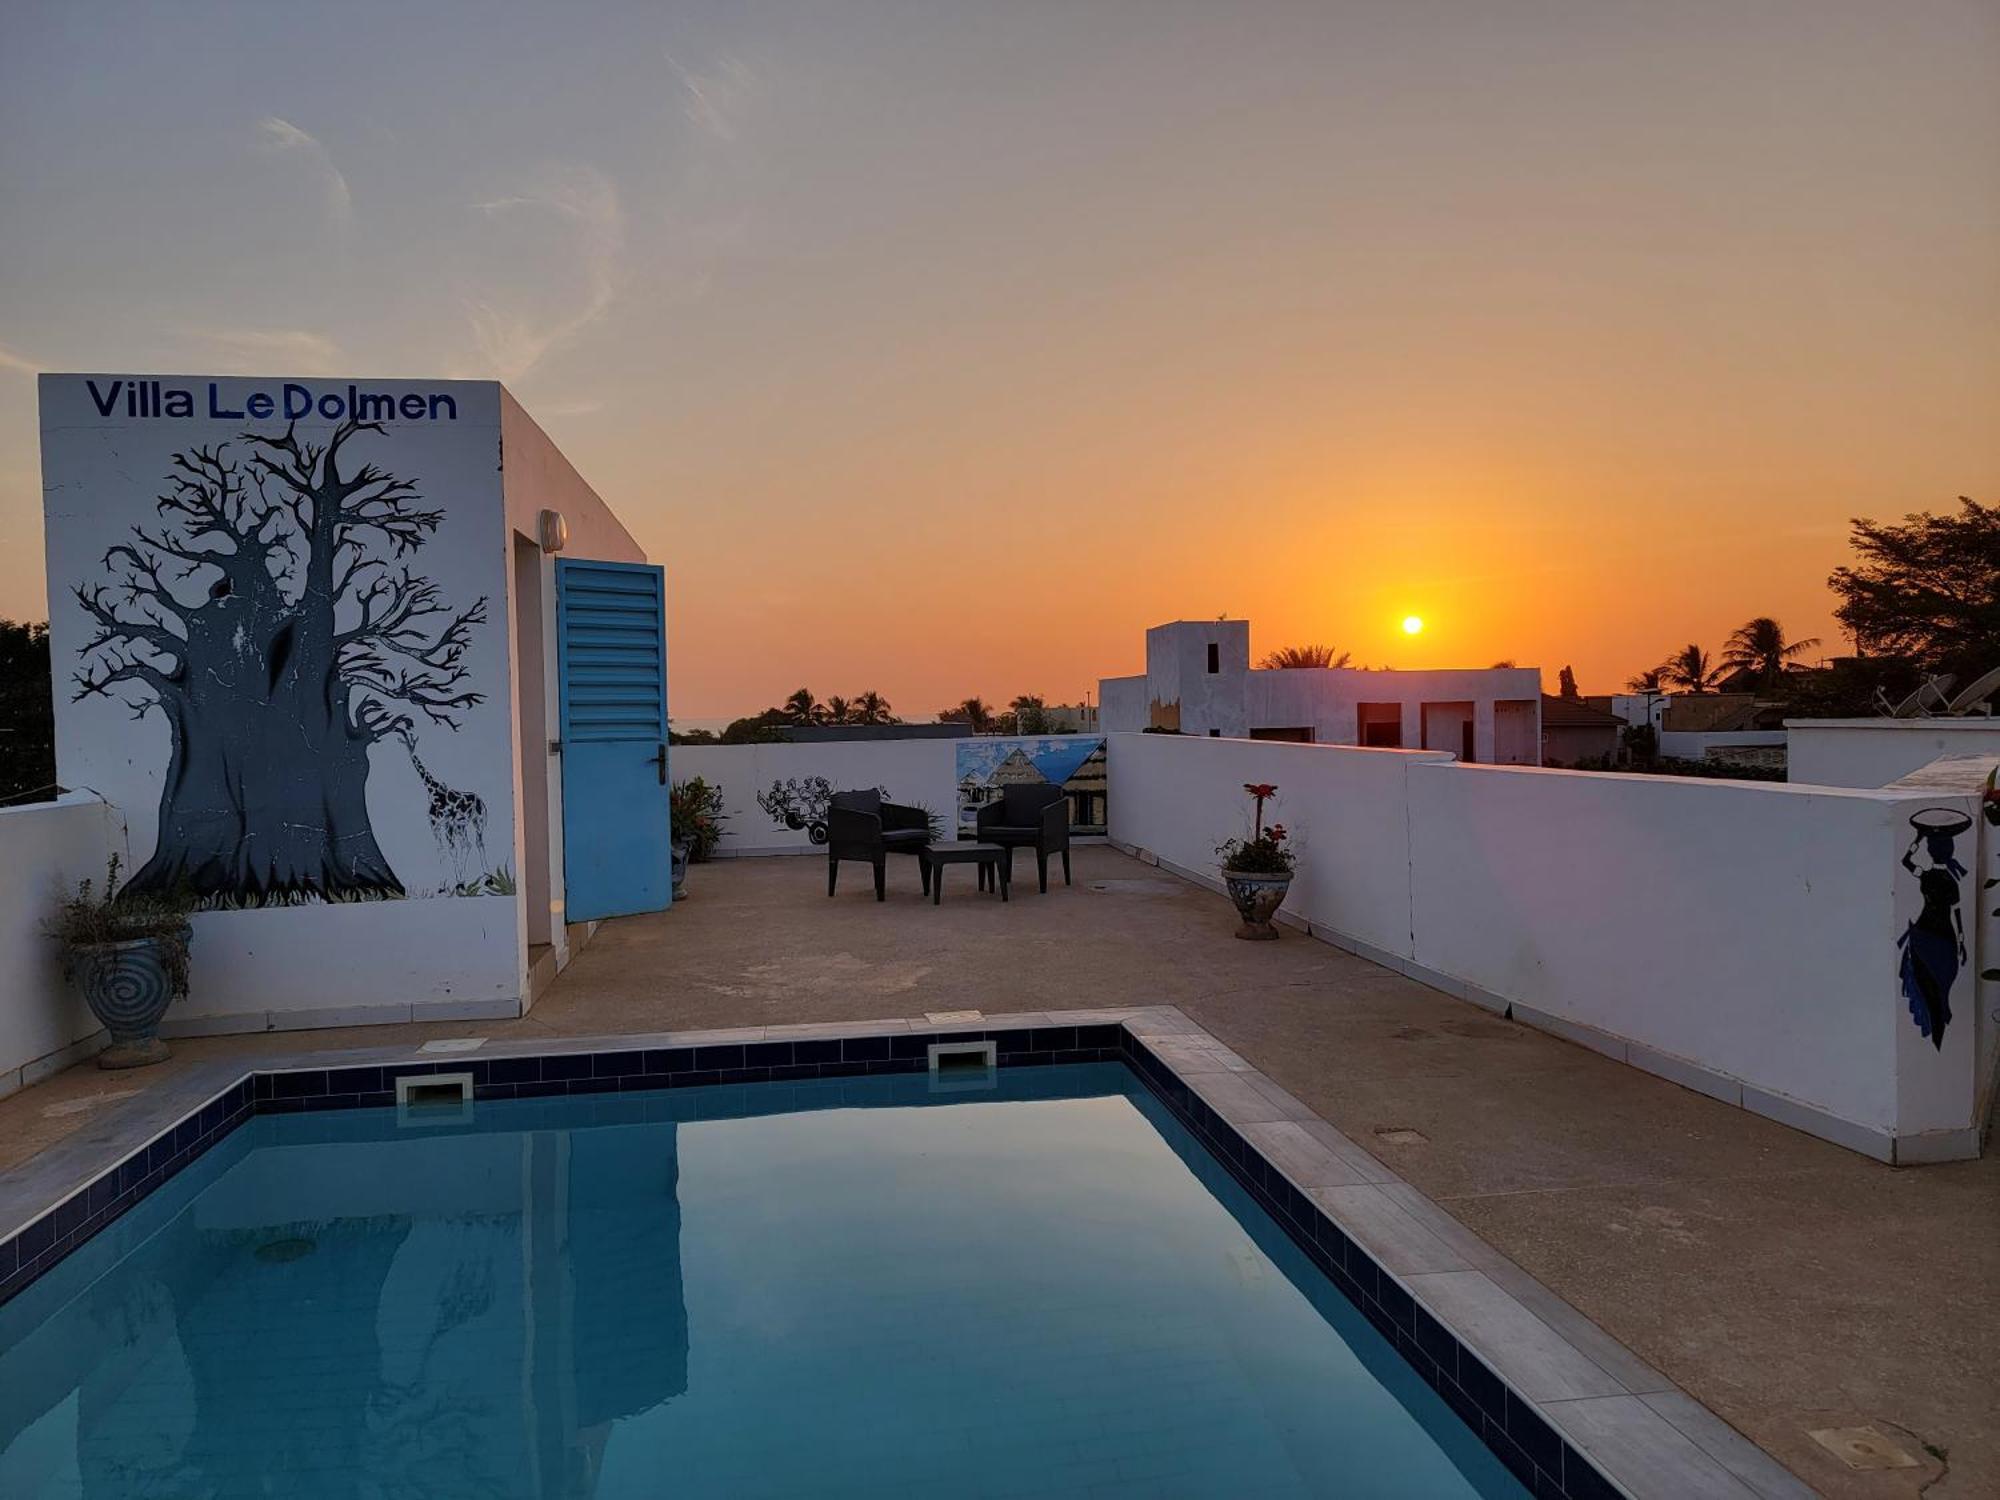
[673,740,959,855]
[1107,733,1985,1163]
[1789,718,2000,790]
[671,735,1107,857]
[0,795,123,1095]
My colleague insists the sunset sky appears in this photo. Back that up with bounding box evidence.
[3,1,1995,722]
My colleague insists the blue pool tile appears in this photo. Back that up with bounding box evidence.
[744,1041,795,1067]
[790,1039,840,1065]
[271,1070,327,1099]
[540,1054,592,1081]
[1560,1449,1623,1500]
[1482,1418,1545,1494]
[1504,1390,1563,1476]
[1030,1026,1077,1053]
[480,1056,534,1085]
[1412,1306,1459,1380]
[1455,1354,1508,1425]
[695,1043,746,1070]
[993,1030,1033,1056]
[838,1037,888,1063]
[591,1050,645,1078]
[1375,1276,1415,1335]
[888,1033,936,1060]
[644,1047,695,1073]
[326,1067,383,1095]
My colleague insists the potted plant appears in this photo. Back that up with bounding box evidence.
[669,777,728,900]
[1216,782,1295,940]
[48,855,194,1068]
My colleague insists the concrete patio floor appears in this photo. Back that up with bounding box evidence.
[3,845,1994,1498]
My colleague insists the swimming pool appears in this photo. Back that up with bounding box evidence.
[1,1061,1536,1498]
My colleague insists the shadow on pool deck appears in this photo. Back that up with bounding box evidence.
[2,844,1994,1497]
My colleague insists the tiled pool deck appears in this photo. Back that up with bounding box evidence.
[1,847,1993,1497]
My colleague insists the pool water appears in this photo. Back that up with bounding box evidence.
[0,1065,1525,1498]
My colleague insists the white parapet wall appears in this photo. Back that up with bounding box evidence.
[1106,732,1987,1163]
[1103,732,1453,962]
[0,794,124,1095]
[1788,718,2000,789]
[672,734,1108,856]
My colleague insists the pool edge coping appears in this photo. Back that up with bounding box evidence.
[0,1004,1807,1500]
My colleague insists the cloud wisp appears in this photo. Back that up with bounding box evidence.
[184,326,343,376]
[664,50,757,143]
[255,116,354,233]
[462,165,625,384]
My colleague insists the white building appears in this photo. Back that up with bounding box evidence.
[1098,620,1542,763]
[34,373,667,1043]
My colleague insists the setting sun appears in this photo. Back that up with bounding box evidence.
[1402,615,1425,636]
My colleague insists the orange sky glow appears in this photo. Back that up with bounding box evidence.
[2,3,1995,722]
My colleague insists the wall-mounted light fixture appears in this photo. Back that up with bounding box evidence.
[538,509,569,553]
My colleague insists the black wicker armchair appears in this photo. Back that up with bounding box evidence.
[826,789,933,900]
[974,784,1071,893]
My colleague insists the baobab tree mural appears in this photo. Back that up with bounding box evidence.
[71,418,488,905]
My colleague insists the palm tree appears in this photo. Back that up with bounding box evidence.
[853,690,895,725]
[1258,644,1351,669]
[823,695,854,725]
[1659,644,1725,694]
[1008,694,1050,734]
[1625,668,1665,694]
[1721,617,1820,688]
[779,688,820,726]
[956,696,993,732]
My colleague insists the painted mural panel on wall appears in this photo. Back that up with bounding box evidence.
[41,376,511,908]
[955,737,1107,837]
[1898,808,1970,1049]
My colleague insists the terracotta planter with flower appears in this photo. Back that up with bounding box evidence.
[1216,782,1296,940]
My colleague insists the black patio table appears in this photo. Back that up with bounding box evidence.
[918,840,1010,904]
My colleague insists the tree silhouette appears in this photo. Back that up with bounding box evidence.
[72,419,486,903]
[1557,664,1581,699]
[1258,644,1351,669]
[1658,643,1725,694]
[1830,498,2000,680]
[1720,617,1819,688]
[852,689,895,725]
[778,688,821,726]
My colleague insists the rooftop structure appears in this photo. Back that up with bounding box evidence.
[1098,619,1542,763]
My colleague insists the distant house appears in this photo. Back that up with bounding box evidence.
[1098,619,1542,763]
[1540,695,1625,767]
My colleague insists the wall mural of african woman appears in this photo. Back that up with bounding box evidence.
[1898,808,1970,1050]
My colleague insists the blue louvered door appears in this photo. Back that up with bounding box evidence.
[556,559,671,920]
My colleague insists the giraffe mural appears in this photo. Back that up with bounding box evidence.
[394,722,492,892]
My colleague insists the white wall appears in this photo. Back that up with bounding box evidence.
[673,735,1108,855]
[1407,764,1975,1152]
[1099,675,1148,734]
[1108,733,1985,1161]
[673,740,959,855]
[0,795,123,1094]
[1108,734,1451,961]
[41,374,523,1031]
[1788,718,2000,789]
[1658,729,1786,759]
[498,393,646,967]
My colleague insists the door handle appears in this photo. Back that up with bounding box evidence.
[654,743,668,785]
